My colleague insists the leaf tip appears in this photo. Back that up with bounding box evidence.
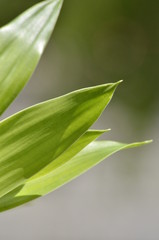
[143,139,153,144]
[104,128,111,132]
[105,80,123,95]
[127,139,153,149]
[89,129,111,134]
[98,128,111,134]
[113,80,123,87]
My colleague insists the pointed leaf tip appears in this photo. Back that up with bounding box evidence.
[103,80,123,93]
[143,140,153,144]
[102,80,123,97]
[89,129,111,134]
[112,80,123,87]
[117,79,123,84]
[123,139,153,149]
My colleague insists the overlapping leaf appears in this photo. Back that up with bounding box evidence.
[0,0,63,115]
[0,0,151,212]
[0,82,119,200]
[0,139,151,212]
[0,81,151,211]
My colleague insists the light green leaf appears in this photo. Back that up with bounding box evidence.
[29,129,110,181]
[0,0,63,115]
[0,129,105,212]
[18,140,152,196]
[0,169,25,198]
[0,82,119,203]
[0,0,151,214]
[0,140,151,212]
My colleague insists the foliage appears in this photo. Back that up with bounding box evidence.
[0,0,151,212]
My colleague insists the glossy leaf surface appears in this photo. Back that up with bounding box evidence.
[0,0,63,115]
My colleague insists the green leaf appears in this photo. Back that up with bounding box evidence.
[0,0,151,214]
[0,169,25,198]
[0,129,105,212]
[0,0,63,115]
[0,83,118,177]
[0,140,151,212]
[0,82,119,205]
[19,140,152,196]
[29,129,110,181]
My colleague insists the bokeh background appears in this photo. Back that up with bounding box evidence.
[0,0,159,239]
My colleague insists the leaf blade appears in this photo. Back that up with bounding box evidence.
[0,140,151,212]
[29,129,109,180]
[0,0,63,115]
[19,140,151,196]
[0,168,25,198]
[0,83,119,197]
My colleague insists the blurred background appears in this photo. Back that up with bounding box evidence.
[0,0,158,239]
